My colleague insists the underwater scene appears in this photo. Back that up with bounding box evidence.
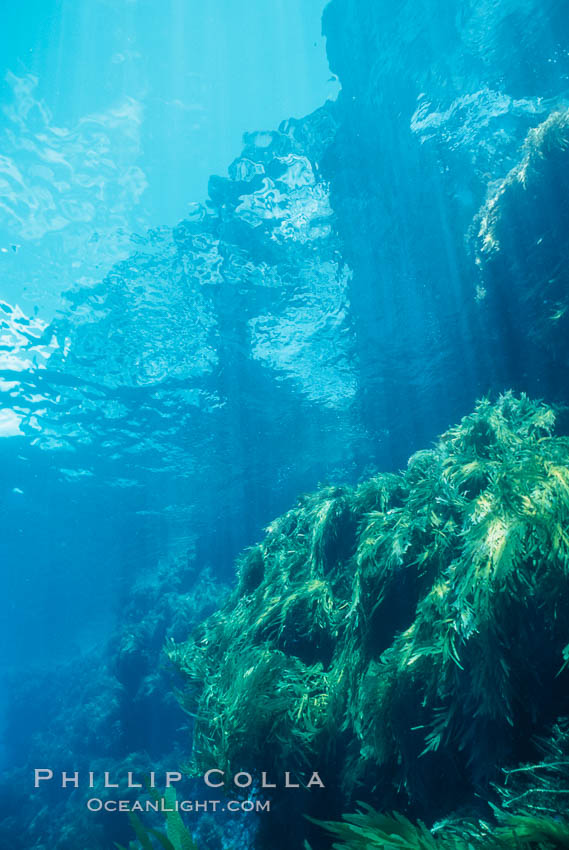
[1,0,569,848]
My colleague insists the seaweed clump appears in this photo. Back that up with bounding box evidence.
[168,394,569,815]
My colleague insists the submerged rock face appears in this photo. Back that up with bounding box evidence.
[171,395,569,830]
[324,0,569,104]
[473,109,569,365]
[320,0,569,425]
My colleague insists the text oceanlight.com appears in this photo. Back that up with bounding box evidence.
[86,798,271,813]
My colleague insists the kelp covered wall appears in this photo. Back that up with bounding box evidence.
[170,395,569,842]
[474,109,569,364]
[5,3,569,849]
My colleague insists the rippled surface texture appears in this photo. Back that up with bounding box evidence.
[2,0,569,848]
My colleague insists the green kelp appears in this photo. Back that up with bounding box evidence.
[473,109,569,354]
[312,806,569,850]
[168,394,569,811]
[115,788,198,850]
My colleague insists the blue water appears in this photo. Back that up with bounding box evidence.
[0,0,337,671]
[1,0,569,847]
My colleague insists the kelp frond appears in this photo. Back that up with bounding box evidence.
[309,806,439,850]
[115,789,198,850]
[311,806,569,850]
